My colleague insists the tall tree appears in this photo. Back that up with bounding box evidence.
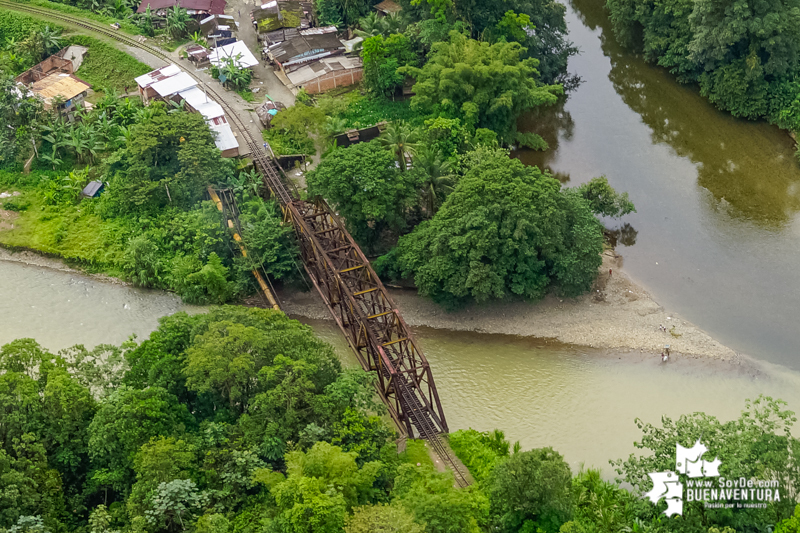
[383,148,606,308]
[402,31,562,142]
[306,140,424,250]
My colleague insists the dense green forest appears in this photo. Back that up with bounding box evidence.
[2,309,800,533]
[605,0,800,142]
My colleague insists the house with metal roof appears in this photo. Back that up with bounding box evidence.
[209,40,260,69]
[134,65,239,157]
[267,32,344,73]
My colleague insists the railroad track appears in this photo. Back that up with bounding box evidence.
[2,0,471,486]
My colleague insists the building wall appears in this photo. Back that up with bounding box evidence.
[302,67,363,95]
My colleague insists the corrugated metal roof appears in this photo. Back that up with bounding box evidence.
[286,55,361,86]
[151,71,197,97]
[209,121,238,151]
[30,73,90,102]
[269,33,343,64]
[209,40,259,68]
[134,64,182,88]
[178,87,225,120]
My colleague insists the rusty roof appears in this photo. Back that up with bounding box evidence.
[29,73,91,106]
[374,0,401,13]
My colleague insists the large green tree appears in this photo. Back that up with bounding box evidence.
[306,140,423,250]
[101,110,231,214]
[402,31,562,142]
[87,386,193,495]
[382,148,605,308]
[486,448,573,533]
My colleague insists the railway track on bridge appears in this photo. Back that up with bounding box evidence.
[1,0,470,487]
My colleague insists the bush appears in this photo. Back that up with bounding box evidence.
[449,429,512,483]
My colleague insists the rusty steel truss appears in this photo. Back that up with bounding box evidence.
[246,140,468,486]
[285,198,449,437]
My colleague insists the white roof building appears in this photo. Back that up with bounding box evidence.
[209,120,238,153]
[150,71,197,98]
[134,64,182,89]
[209,40,259,69]
[178,86,225,120]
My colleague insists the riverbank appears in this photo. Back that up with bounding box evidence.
[280,250,739,361]
[1,241,739,360]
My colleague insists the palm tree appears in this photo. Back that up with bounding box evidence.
[38,26,63,56]
[414,145,456,216]
[103,0,131,19]
[166,6,190,39]
[324,116,348,137]
[137,5,156,37]
[378,121,419,171]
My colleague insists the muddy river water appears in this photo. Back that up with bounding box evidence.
[518,0,800,367]
[4,0,800,471]
[4,259,800,471]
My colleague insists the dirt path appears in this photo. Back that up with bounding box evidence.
[279,251,740,360]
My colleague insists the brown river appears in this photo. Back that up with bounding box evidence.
[3,259,800,471]
[518,0,800,368]
[4,0,800,472]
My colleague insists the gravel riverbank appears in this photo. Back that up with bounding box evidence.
[1,243,739,360]
[279,251,740,361]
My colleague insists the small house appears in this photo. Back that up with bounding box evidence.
[285,55,362,94]
[267,32,344,74]
[209,40,260,69]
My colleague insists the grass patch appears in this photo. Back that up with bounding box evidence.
[319,91,424,129]
[0,9,55,41]
[6,0,142,34]
[238,89,257,103]
[70,35,152,92]
[401,439,434,468]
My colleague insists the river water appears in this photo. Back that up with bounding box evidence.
[4,258,800,471]
[517,0,800,368]
[5,0,800,472]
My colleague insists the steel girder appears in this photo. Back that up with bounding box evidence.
[286,198,449,438]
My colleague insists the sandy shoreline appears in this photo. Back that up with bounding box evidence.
[278,251,740,361]
[0,244,739,360]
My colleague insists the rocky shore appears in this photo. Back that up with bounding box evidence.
[1,242,739,360]
[279,251,740,361]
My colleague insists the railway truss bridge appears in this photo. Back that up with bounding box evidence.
[0,0,469,487]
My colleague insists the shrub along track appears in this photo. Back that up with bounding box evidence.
[1,1,471,486]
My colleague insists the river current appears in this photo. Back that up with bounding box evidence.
[3,259,800,471]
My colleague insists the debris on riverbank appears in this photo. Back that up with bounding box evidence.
[279,251,739,361]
